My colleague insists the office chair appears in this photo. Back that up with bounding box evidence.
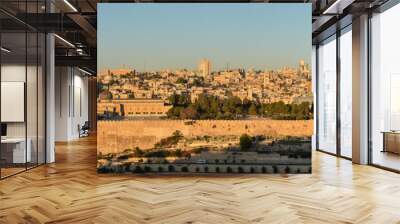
[79,121,90,138]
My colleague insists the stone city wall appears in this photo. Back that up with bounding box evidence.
[97,119,313,154]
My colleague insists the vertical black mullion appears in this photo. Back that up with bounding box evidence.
[315,44,320,151]
[25,0,28,171]
[367,11,373,165]
[44,34,47,164]
[73,68,75,118]
[336,30,341,157]
[44,0,47,164]
[36,0,39,167]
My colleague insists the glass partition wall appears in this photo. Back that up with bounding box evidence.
[370,3,400,171]
[316,26,352,159]
[317,35,337,155]
[0,2,46,179]
[339,26,352,159]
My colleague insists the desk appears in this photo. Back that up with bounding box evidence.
[382,131,400,154]
[1,138,31,163]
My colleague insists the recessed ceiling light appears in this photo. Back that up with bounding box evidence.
[54,34,75,48]
[78,67,93,76]
[63,0,78,12]
[322,0,354,15]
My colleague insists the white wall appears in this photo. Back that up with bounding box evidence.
[71,72,89,138]
[55,67,69,141]
[55,67,89,141]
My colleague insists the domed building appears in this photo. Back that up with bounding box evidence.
[98,90,113,101]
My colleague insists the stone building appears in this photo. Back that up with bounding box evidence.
[97,99,172,117]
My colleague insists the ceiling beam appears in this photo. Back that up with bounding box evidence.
[67,13,97,46]
[55,55,96,72]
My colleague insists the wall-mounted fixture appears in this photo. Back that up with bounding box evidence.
[54,34,75,48]
[1,47,11,53]
[63,0,78,12]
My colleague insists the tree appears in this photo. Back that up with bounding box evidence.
[242,98,251,108]
[168,94,189,106]
[168,94,178,106]
[210,99,220,114]
[172,130,183,138]
[172,149,182,157]
[192,78,203,87]
[134,147,144,157]
[167,106,183,118]
[165,93,315,120]
[180,106,198,119]
[196,94,211,114]
[248,103,258,116]
[176,77,187,84]
[240,134,253,151]
[178,94,190,105]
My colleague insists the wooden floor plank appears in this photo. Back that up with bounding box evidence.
[0,136,400,224]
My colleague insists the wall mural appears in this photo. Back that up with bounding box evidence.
[97,3,313,174]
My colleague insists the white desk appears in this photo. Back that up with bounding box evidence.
[1,138,31,163]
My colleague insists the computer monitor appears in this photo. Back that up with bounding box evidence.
[1,123,7,137]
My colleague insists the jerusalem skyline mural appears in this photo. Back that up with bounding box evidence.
[97,3,313,174]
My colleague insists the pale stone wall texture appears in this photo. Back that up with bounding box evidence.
[97,119,313,154]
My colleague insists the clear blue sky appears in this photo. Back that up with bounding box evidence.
[98,4,311,72]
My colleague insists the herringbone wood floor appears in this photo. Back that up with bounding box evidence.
[1,136,400,224]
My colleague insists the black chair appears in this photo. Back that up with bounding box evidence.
[79,121,90,138]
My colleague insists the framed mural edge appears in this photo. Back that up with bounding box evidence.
[97,3,313,174]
